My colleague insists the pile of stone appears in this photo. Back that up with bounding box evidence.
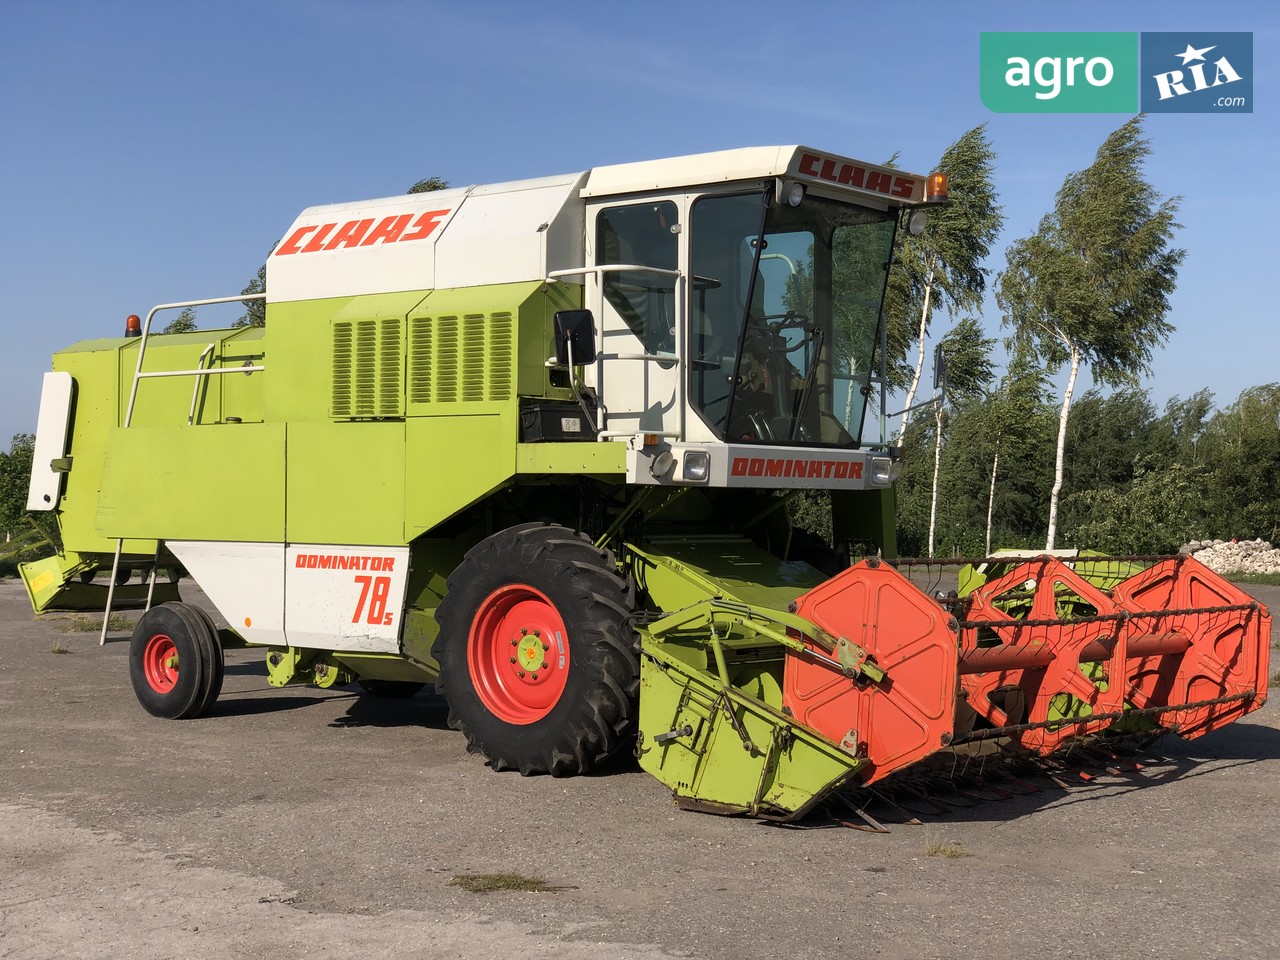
[1181,538,1280,576]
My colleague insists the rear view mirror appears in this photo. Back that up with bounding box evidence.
[554,310,597,366]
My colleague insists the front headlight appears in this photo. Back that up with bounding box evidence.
[870,457,892,485]
[681,450,710,482]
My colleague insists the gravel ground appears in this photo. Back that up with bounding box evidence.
[1,578,1278,960]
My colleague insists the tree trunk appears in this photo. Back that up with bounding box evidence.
[897,259,935,443]
[843,349,857,429]
[1045,344,1081,551]
[927,401,944,559]
[986,440,1000,556]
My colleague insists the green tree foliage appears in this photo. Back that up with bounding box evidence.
[978,335,1050,552]
[0,434,34,537]
[922,317,995,556]
[893,125,1004,425]
[898,378,1278,558]
[998,116,1185,549]
[1068,459,1208,553]
[161,306,198,334]
[1199,384,1280,541]
[408,176,449,194]
[235,259,267,328]
[0,434,59,574]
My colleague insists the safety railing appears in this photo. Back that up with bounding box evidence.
[547,265,687,442]
[124,293,266,426]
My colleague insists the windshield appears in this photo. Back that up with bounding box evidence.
[689,191,896,446]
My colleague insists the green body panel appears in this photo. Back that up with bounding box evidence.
[332,652,435,683]
[404,415,515,539]
[19,551,181,613]
[263,292,426,423]
[629,536,826,612]
[285,420,405,544]
[97,423,286,542]
[516,442,625,475]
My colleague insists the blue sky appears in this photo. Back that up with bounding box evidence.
[1,0,1274,445]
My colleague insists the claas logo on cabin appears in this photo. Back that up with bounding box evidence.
[275,209,451,256]
[796,153,918,199]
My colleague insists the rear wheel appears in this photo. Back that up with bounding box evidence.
[128,602,223,719]
[433,523,638,776]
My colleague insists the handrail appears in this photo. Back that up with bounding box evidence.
[187,344,215,425]
[547,265,686,442]
[124,293,267,427]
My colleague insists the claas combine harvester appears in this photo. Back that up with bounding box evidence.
[21,146,1271,819]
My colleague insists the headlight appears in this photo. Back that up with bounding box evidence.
[649,450,675,479]
[681,450,710,482]
[870,457,892,484]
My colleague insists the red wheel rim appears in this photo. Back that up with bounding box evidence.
[142,634,179,694]
[467,584,570,724]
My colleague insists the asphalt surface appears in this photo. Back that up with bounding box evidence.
[2,577,1278,960]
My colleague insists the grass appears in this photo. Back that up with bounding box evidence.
[50,641,71,655]
[925,837,973,860]
[53,613,135,634]
[1271,671,1280,688]
[1226,572,1280,586]
[448,872,570,894]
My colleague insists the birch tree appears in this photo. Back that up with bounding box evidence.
[982,335,1048,554]
[997,116,1184,550]
[894,125,1003,440]
[927,317,994,557]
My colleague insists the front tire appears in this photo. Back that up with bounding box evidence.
[433,523,638,776]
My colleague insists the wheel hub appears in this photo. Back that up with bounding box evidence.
[516,633,548,674]
[142,634,179,694]
[468,584,571,724]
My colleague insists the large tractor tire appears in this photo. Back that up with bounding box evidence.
[128,602,224,719]
[433,523,639,777]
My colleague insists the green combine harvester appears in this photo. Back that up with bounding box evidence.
[21,146,1271,819]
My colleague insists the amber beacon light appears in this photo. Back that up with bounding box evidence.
[926,171,948,203]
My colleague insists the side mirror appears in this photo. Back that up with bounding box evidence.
[554,309,597,366]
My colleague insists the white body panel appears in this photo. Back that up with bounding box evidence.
[167,541,287,646]
[27,371,74,511]
[268,174,586,304]
[626,442,898,489]
[435,174,587,289]
[285,544,410,654]
[167,541,410,654]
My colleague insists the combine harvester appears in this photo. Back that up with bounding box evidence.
[21,146,1271,820]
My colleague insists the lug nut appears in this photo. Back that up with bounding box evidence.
[541,642,550,651]
[517,671,525,678]
[509,656,517,664]
[530,673,538,680]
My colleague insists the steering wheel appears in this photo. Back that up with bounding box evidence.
[752,312,814,352]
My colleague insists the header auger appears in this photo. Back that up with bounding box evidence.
[20,145,1269,821]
